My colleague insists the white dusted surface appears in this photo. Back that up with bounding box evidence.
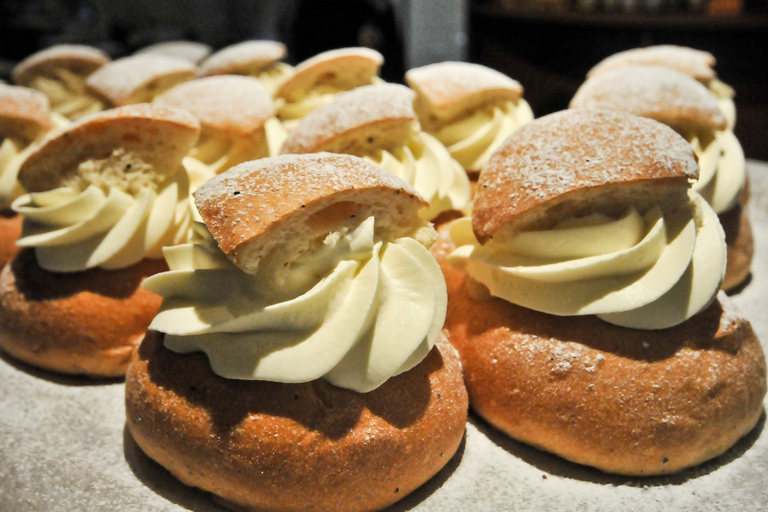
[2,161,768,511]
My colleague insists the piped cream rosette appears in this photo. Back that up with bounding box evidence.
[197,40,294,95]
[275,47,384,131]
[0,84,69,208]
[450,190,725,329]
[452,109,725,330]
[145,153,446,392]
[406,61,534,173]
[12,103,200,272]
[12,44,109,120]
[156,75,287,177]
[281,83,470,220]
[570,65,746,215]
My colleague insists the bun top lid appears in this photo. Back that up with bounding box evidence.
[135,40,212,64]
[85,54,196,107]
[281,83,416,155]
[587,45,716,82]
[473,109,698,242]
[18,103,200,192]
[0,84,53,142]
[194,153,426,271]
[276,47,383,102]
[406,61,523,124]
[197,40,287,77]
[155,75,275,138]
[12,44,110,85]
[570,66,727,131]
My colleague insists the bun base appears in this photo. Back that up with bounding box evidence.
[0,210,22,268]
[432,224,766,476]
[721,204,754,291]
[125,331,468,512]
[0,249,166,377]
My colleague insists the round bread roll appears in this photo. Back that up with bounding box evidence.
[197,40,287,77]
[720,203,754,291]
[432,223,766,476]
[587,45,717,82]
[85,54,196,108]
[0,249,166,377]
[126,331,467,512]
[12,44,110,87]
[135,40,212,64]
[0,83,54,144]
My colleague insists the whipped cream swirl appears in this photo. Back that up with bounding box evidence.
[686,127,745,214]
[708,78,736,130]
[364,133,471,220]
[13,150,192,272]
[449,191,725,329]
[144,216,447,392]
[251,62,294,95]
[433,99,534,171]
[30,70,103,120]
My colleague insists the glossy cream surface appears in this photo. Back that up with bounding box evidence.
[145,216,447,392]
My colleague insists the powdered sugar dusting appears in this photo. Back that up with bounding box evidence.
[587,45,716,81]
[12,44,109,84]
[406,61,523,109]
[571,66,726,129]
[0,83,53,137]
[85,54,195,106]
[282,83,415,153]
[198,40,286,76]
[156,75,274,136]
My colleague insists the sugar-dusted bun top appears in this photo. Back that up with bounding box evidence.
[473,109,698,242]
[198,40,287,77]
[406,61,523,125]
[135,40,212,64]
[156,75,275,139]
[281,83,416,155]
[12,44,110,85]
[85,54,196,107]
[570,66,727,131]
[194,153,429,273]
[587,45,716,81]
[276,47,383,102]
[0,83,53,142]
[18,103,200,192]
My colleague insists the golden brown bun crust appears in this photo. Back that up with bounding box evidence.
[474,109,698,243]
[570,66,727,131]
[587,45,716,82]
[125,331,468,512]
[85,54,195,107]
[12,44,110,85]
[0,249,167,377]
[18,103,200,193]
[0,211,22,268]
[194,153,427,271]
[155,75,275,139]
[721,204,754,291]
[197,40,287,77]
[405,61,523,129]
[280,83,416,156]
[0,83,53,142]
[439,233,766,475]
[276,48,383,102]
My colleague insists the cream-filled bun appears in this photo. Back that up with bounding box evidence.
[0,104,200,377]
[135,40,212,64]
[440,108,766,475]
[570,65,750,289]
[12,44,109,120]
[586,45,737,129]
[275,47,384,130]
[197,40,293,94]
[156,75,287,184]
[405,61,534,174]
[126,153,468,511]
[0,84,69,266]
[281,83,470,220]
[85,54,196,108]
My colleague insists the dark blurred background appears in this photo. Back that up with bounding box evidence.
[1,0,766,158]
